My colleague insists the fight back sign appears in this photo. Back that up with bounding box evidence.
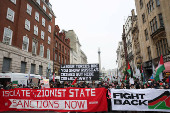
[60,64,99,81]
[0,88,107,112]
[111,89,170,112]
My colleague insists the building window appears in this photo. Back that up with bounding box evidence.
[48,36,51,44]
[62,57,64,64]
[20,61,26,73]
[49,13,52,18]
[152,0,154,9]
[68,50,69,55]
[65,58,67,64]
[147,46,152,60]
[39,65,42,75]
[147,3,150,14]
[26,4,32,15]
[32,41,37,54]
[43,5,46,11]
[34,25,38,36]
[147,0,154,14]
[56,41,58,47]
[35,12,39,22]
[39,44,44,57]
[59,44,61,50]
[156,0,160,6]
[42,18,45,27]
[25,19,30,31]
[59,55,61,62]
[48,25,51,33]
[48,3,52,9]
[31,64,35,74]
[62,46,64,52]
[41,30,45,40]
[159,13,164,27]
[142,13,145,23]
[36,0,40,5]
[10,0,16,4]
[156,39,169,57]
[150,17,158,33]
[22,36,29,51]
[47,49,50,60]
[154,17,158,30]
[6,8,15,22]
[140,0,143,9]
[145,29,148,41]
[150,1,152,12]
[65,48,67,54]
[55,53,57,61]
[2,57,11,72]
[3,27,13,45]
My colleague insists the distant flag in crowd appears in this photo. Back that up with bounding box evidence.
[127,62,131,75]
[149,74,154,81]
[125,74,127,82]
[71,77,77,86]
[166,76,170,85]
[155,55,165,81]
[152,63,156,78]
[53,72,55,83]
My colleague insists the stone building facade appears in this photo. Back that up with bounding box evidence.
[116,41,125,79]
[135,0,170,78]
[131,9,142,66]
[0,0,56,77]
[54,25,70,76]
[65,30,87,64]
[124,16,135,69]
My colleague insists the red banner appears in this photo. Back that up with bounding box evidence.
[0,88,107,112]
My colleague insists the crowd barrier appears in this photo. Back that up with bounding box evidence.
[0,88,170,112]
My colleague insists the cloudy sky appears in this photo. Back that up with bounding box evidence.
[50,0,136,70]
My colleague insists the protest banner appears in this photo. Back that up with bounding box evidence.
[12,81,18,88]
[0,88,107,112]
[60,64,99,81]
[111,89,170,112]
[18,79,27,86]
[40,79,49,88]
[32,78,39,86]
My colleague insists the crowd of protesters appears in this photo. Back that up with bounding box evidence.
[0,78,169,113]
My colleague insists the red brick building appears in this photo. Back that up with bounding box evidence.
[54,25,70,76]
[0,0,56,77]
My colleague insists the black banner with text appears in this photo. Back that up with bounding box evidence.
[60,64,99,81]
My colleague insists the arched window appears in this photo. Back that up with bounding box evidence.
[156,39,168,57]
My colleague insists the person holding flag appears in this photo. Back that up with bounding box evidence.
[155,55,165,81]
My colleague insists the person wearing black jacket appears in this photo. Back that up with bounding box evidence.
[106,85,112,112]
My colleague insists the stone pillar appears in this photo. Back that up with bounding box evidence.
[98,48,101,74]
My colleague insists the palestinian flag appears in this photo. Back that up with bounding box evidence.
[125,75,127,82]
[155,55,165,81]
[148,91,170,109]
[127,62,131,75]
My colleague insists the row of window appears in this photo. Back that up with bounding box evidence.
[144,14,164,41]
[147,38,169,61]
[56,42,70,55]
[2,57,43,75]
[150,14,164,34]
[55,53,69,64]
[3,27,50,60]
[140,0,160,10]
